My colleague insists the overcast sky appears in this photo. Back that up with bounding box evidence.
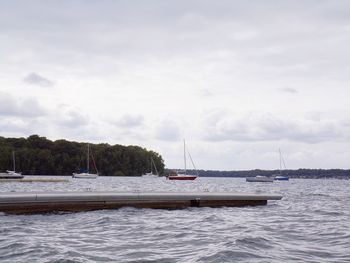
[1,0,350,170]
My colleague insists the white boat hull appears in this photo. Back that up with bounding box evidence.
[142,172,158,178]
[246,176,274,182]
[72,173,98,179]
[0,171,24,179]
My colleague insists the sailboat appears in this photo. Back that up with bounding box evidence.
[72,144,98,179]
[274,148,289,181]
[0,151,24,179]
[167,140,198,180]
[142,158,159,178]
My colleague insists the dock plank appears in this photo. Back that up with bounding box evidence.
[0,191,282,214]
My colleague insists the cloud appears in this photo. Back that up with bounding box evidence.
[203,111,345,144]
[55,107,89,128]
[155,119,181,141]
[0,118,31,134]
[0,92,45,117]
[116,114,144,128]
[279,87,298,93]
[198,89,213,97]
[1,1,350,169]
[23,73,54,87]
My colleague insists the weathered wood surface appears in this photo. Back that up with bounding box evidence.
[0,191,282,214]
[0,179,69,183]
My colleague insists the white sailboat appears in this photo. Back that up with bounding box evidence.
[73,144,98,179]
[142,158,159,178]
[0,151,24,179]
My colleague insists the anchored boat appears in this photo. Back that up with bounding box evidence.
[274,148,289,181]
[73,144,99,179]
[142,158,159,178]
[0,152,23,179]
[167,140,198,181]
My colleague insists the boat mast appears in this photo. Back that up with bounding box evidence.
[187,150,198,176]
[184,139,187,175]
[87,144,90,173]
[13,151,16,172]
[279,148,282,174]
[151,158,159,176]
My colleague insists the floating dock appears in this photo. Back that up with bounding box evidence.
[0,179,69,183]
[0,191,283,214]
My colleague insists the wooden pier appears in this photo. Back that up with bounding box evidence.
[0,191,283,214]
[0,179,69,183]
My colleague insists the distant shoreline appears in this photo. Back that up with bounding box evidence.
[166,168,350,179]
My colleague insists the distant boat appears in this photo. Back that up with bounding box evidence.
[142,158,159,178]
[274,175,289,181]
[0,151,24,179]
[167,140,198,181]
[168,173,197,180]
[246,175,274,183]
[73,144,98,179]
[274,149,289,181]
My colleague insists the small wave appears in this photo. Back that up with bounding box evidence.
[199,249,265,262]
[313,209,344,216]
[49,260,82,263]
[304,193,331,197]
[1,176,349,263]
[236,236,274,250]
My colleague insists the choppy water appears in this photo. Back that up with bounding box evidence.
[0,176,349,262]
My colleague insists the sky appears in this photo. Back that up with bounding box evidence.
[1,0,350,170]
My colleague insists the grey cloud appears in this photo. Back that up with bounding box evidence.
[23,73,54,87]
[116,114,144,128]
[0,118,31,134]
[279,87,298,94]
[0,115,49,137]
[56,109,89,128]
[155,120,181,141]
[198,89,213,97]
[2,0,350,85]
[203,111,343,144]
[0,92,45,117]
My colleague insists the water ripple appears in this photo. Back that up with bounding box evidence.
[0,177,349,262]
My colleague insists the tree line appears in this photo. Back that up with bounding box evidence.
[178,169,350,179]
[0,135,164,176]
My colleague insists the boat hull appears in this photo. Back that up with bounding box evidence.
[168,176,197,180]
[246,177,274,182]
[274,176,289,181]
[72,173,98,179]
[0,172,24,179]
[0,174,24,179]
[142,173,158,178]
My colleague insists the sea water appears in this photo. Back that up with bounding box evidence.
[0,176,349,262]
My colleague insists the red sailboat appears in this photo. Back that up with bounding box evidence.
[168,174,197,180]
[167,140,198,181]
